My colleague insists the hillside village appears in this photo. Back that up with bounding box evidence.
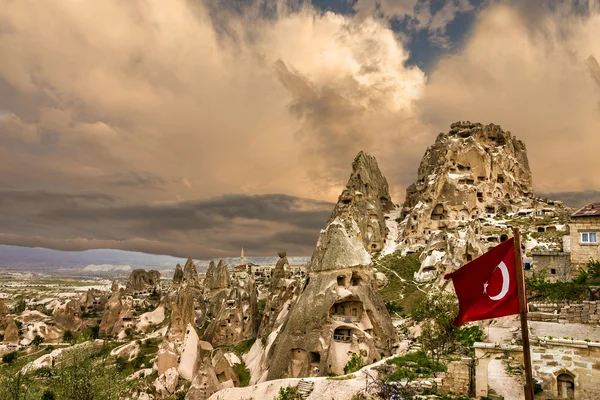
[1,122,600,400]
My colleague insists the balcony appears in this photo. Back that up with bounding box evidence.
[331,315,360,323]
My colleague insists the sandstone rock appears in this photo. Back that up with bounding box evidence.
[212,349,240,387]
[202,273,259,346]
[4,317,19,344]
[266,152,397,380]
[328,151,394,254]
[0,299,9,316]
[272,250,290,281]
[99,288,133,336]
[53,299,83,332]
[183,258,200,286]
[391,122,568,282]
[126,269,161,293]
[173,264,184,285]
[205,260,231,291]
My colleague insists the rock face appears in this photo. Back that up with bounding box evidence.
[205,260,231,291]
[183,258,200,286]
[185,341,240,400]
[126,269,161,293]
[173,264,184,285]
[4,317,19,344]
[390,121,567,282]
[53,299,83,332]
[202,274,259,346]
[99,287,132,336]
[272,250,290,281]
[328,151,395,254]
[266,152,398,380]
[0,299,9,325]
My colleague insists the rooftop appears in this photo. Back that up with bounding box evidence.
[572,202,600,218]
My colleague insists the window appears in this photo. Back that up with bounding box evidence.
[581,232,598,243]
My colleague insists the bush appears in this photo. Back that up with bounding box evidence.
[12,299,26,314]
[385,351,446,381]
[233,361,251,387]
[32,335,44,346]
[62,330,74,343]
[2,351,17,364]
[276,385,300,400]
[42,389,56,400]
[344,352,365,374]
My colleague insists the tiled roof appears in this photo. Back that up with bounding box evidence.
[572,202,600,217]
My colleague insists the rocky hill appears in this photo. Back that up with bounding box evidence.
[382,121,572,284]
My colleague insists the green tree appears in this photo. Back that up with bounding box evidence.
[344,351,365,374]
[41,390,56,400]
[32,335,44,346]
[12,299,26,314]
[2,351,18,364]
[411,289,459,374]
[62,330,74,343]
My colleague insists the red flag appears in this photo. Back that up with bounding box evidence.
[444,238,521,326]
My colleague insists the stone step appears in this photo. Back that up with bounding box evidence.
[297,380,314,399]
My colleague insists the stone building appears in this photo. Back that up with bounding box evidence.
[474,340,600,400]
[569,202,600,267]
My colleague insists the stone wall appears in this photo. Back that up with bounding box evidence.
[438,358,471,396]
[528,302,600,324]
[569,217,600,265]
[530,252,573,281]
[474,341,600,400]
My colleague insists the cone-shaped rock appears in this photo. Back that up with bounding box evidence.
[266,152,397,380]
[328,151,394,254]
[183,258,199,286]
[173,264,184,284]
[4,317,19,344]
[205,260,231,291]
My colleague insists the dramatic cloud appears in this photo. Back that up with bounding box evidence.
[420,0,600,194]
[1,0,599,258]
[0,189,332,258]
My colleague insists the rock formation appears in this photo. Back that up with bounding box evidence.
[265,151,398,380]
[4,317,19,344]
[126,269,161,293]
[272,250,290,281]
[183,258,200,286]
[99,286,133,336]
[390,121,569,282]
[328,151,395,253]
[205,260,231,292]
[0,299,9,325]
[185,341,240,400]
[173,264,184,284]
[53,299,83,332]
[202,274,259,346]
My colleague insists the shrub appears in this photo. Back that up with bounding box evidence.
[32,335,44,346]
[62,330,74,343]
[344,352,365,374]
[275,385,300,400]
[2,351,17,364]
[41,389,56,400]
[385,351,446,382]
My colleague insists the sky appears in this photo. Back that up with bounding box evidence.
[1,0,600,259]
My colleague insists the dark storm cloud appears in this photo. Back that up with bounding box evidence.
[538,190,600,208]
[108,172,168,188]
[0,189,332,258]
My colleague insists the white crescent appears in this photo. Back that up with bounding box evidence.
[488,261,510,301]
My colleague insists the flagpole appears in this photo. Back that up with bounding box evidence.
[512,227,535,400]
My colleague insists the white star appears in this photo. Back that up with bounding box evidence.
[483,281,489,294]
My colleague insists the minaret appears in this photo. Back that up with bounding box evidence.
[240,247,245,266]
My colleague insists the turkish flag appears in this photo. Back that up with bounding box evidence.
[444,238,521,326]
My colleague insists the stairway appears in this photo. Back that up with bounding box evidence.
[297,379,315,399]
